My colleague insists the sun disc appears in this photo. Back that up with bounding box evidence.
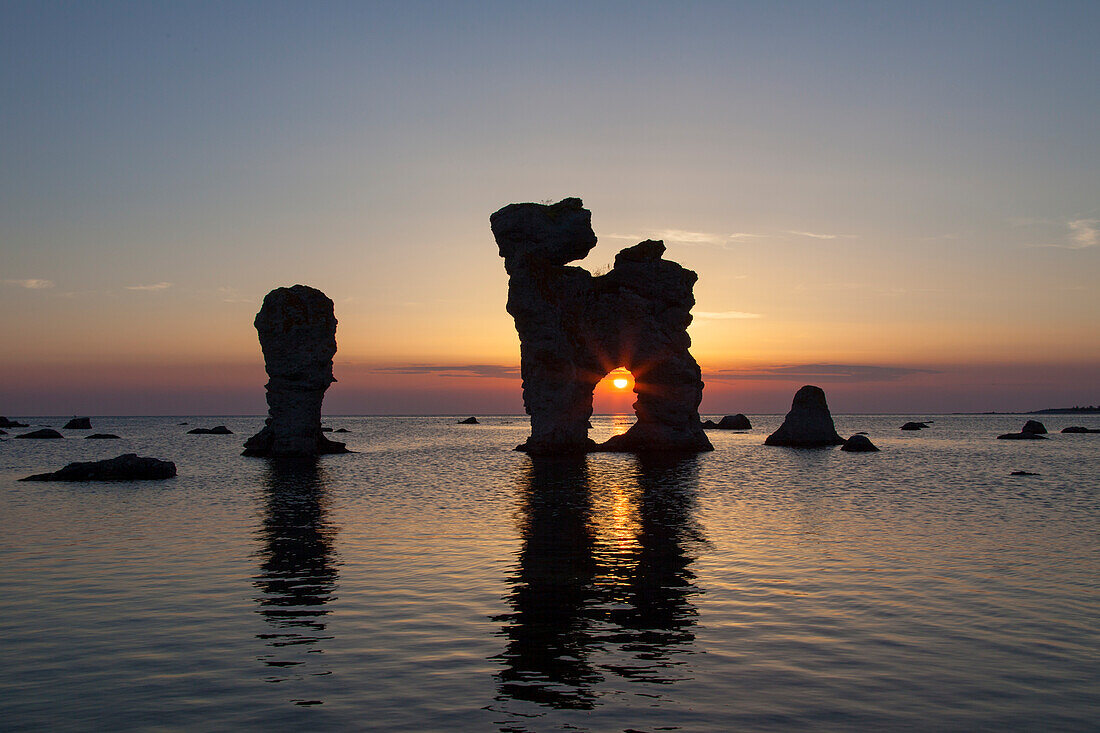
[612,377,629,389]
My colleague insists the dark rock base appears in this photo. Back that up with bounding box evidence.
[21,454,176,481]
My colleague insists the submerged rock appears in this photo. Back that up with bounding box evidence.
[188,425,233,435]
[997,432,1047,440]
[458,417,479,424]
[86,433,121,439]
[21,453,176,481]
[492,197,711,454]
[765,386,845,447]
[63,417,91,430]
[0,417,29,428]
[15,428,63,439]
[1061,426,1100,434]
[841,434,880,452]
[243,285,348,457]
[333,428,350,433]
[1021,420,1047,434]
[1010,470,1040,476]
[900,421,930,430]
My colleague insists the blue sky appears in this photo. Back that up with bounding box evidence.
[1,1,1097,413]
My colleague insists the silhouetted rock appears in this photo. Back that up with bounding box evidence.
[715,414,751,430]
[492,198,711,454]
[320,427,333,432]
[243,285,348,457]
[63,417,91,430]
[997,432,1047,440]
[854,431,869,435]
[21,453,176,481]
[900,421,929,430]
[86,433,121,439]
[841,434,879,452]
[15,429,63,439]
[1021,420,1047,434]
[188,425,233,435]
[701,419,718,428]
[458,417,479,424]
[1061,426,1100,433]
[1010,470,1040,476]
[178,422,188,425]
[333,428,350,433]
[0,417,29,428]
[764,386,845,447]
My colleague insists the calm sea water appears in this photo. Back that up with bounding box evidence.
[1,414,1098,732]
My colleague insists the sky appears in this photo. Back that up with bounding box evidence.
[1,1,1097,415]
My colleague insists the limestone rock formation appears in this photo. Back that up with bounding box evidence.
[86,433,121,439]
[64,417,91,430]
[21,454,176,481]
[458,417,479,424]
[764,385,845,447]
[841,434,879,452]
[0,417,29,428]
[1062,426,1100,433]
[900,421,930,430]
[15,429,63,439]
[188,425,233,435]
[243,285,348,457]
[1022,420,1047,434]
[491,198,711,455]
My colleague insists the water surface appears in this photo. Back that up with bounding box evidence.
[1,415,1098,731]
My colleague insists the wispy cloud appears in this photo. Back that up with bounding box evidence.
[727,232,769,241]
[125,282,172,291]
[710,363,936,382]
[5,278,54,289]
[694,310,762,319]
[785,230,853,240]
[1020,216,1099,250]
[1068,218,1099,249]
[606,229,726,245]
[372,364,521,379]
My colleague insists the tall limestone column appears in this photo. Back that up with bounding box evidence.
[243,285,348,457]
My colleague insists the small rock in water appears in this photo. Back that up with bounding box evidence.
[15,429,63,439]
[765,385,845,447]
[900,421,929,430]
[187,425,233,435]
[997,432,1047,440]
[86,433,121,439]
[178,422,188,426]
[714,414,751,430]
[458,417,479,424]
[20,453,176,482]
[701,419,718,428]
[1010,470,1040,476]
[1021,420,1047,434]
[333,428,350,433]
[1061,426,1100,434]
[841,434,880,452]
[63,417,92,430]
[320,427,333,432]
[0,417,30,428]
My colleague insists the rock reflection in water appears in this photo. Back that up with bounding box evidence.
[253,457,339,692]
[492,454,705,716]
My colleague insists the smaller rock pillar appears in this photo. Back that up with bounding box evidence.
[243,285,348,457]
[764,385,845,447]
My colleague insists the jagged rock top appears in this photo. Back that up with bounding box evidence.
[490,198,597,268]
[255,285,338,387]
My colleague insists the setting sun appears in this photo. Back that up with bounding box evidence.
[612,377,629,389]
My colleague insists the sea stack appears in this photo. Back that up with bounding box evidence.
[764,385,845,447]
[242,285,348,457]
[491,198,711,454]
